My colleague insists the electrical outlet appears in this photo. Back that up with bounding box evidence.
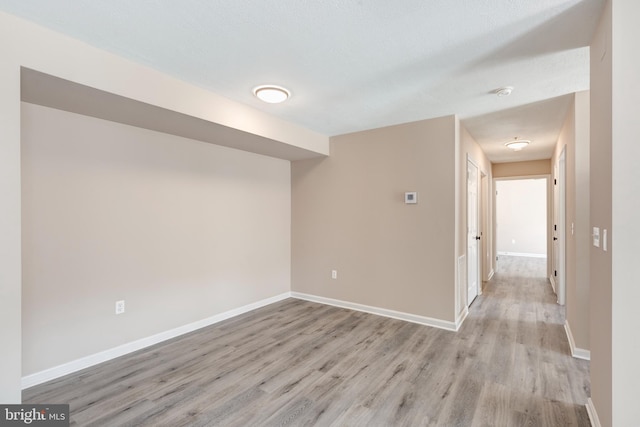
[331,270,338,279]
[115,300,125,315]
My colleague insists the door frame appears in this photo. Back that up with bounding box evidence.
[467,156,480,307]
[480,172,492,283]
[554,146,567,305]
[493,174,551,278]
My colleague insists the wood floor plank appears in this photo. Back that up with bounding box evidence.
[23,256,591,426]
[470,381,511,427]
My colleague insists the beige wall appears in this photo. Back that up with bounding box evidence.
[1,12,328,156]
[610,0,640,425]
[0,11,326,401]
[492,159,551,178]
[292,116,458,322]
[459,124,493,301]
[552,92,591,353]
[0,52,21,403]
[589,2,612,425]
[573,91,590,352]
[21,103,292,375]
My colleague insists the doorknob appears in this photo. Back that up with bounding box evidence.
[553,237,558,241]
[475,236,481,240]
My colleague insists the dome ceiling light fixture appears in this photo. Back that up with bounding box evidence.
[495,86,514,97]
[253,85,290,104]
[505,137,531,151]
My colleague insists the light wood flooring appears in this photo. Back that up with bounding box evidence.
[24,256,590,426]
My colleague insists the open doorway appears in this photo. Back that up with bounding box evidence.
[495,178,548,271]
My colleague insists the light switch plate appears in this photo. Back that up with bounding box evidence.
[593,227,600,247]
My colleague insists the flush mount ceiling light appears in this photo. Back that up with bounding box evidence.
[505,137,530,151]
[253,85,290,104]
[495,86,514,97]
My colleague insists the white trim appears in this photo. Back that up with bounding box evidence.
[487,269,495,281]
[557,146,566,306]
[291,292,459,332]
[564,321,591,360]
[457,254,467,313]
[467,156,481,308]
[455,307,469,330]
[586,398,601,427]
[21,292,290,389]
[23,291,464,389]
[549,275,557,294]
[497,251,547,258]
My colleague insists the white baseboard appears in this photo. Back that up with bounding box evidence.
[455,307,469,330]
[564,321,591,360]
[23,291,463,389]
[497,251,547,258]
[486,269,495,281]
[291,292,459,332]
[586,398,601,427]
[21,292,291,390]
[549,275,557,294]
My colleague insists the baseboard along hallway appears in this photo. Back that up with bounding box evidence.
[23,256,590,425]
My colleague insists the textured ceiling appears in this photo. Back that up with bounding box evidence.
[0,0,605,162]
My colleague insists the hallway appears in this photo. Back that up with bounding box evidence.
[24,256,590,426]
[461,255,591,425]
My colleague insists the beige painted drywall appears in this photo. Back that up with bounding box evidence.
[562,100,578,342]
[610,1,640,425]
[480,174,492,282]
[458,124,493,310]
[21,69,324,162]
[573,91,590,353]
[0,12,328,156]
[588,3,640,423]
[590,1,612,425]
[496,179,547,256]
[0,10,326,400]
[492,160,551,178]
[0,54,22,403]
[552,92,591,353]
[21,103,292,375]
[292,116,457,322]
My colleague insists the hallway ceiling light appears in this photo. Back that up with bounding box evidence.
[253,85,290,104]
[505,137,530,151]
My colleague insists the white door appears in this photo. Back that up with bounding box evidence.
[557,148,566,305]
[552,149,566,305]
[467,159,480,306]
[553,162,559,294]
